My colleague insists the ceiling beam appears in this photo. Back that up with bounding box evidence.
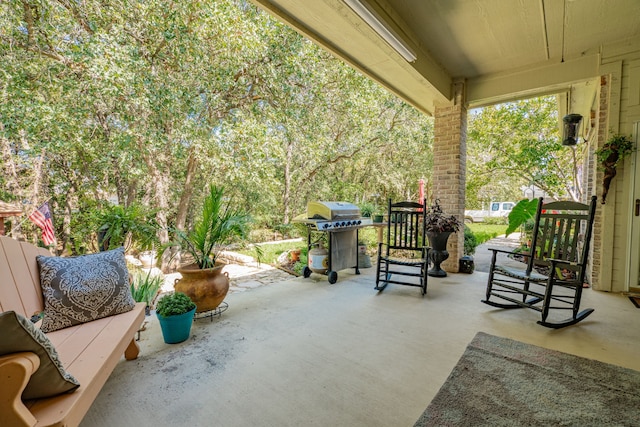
[467,54,601,108]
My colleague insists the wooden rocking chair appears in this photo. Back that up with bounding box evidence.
[482,196,597,328]
[375,199,430,295]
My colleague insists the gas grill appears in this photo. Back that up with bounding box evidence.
[293,201,372,284]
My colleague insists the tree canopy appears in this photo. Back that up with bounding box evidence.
[1,0,432,252]
[466,97,587,209]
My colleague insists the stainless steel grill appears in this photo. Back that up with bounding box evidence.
[293,201,372,284]
[297,201,372,230]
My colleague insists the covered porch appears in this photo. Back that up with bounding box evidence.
[81,267,640,426]
[251,0,640,293]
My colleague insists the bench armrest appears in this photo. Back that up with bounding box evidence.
[0,352,40,427]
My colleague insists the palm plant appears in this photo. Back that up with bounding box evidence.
[172,185,250,269]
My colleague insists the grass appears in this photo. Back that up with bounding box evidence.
[467,223,508,245]
[238,240,305,264]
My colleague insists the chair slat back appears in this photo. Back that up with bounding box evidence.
[528,196,597,281]
[386,199,426,253]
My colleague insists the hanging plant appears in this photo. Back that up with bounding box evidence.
[594,133,635,204]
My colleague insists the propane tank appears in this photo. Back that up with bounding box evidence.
[308,244,329,274]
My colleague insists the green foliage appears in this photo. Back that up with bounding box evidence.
[172,185,250,269]
[130,270,163,307]
[463,226,479,255]
[273,223,301,239]
[156,292,196,317]
[482,216,508,225]
[467,97,585,205]
[240,241,303,264]
[358,201,378,218]
[505,199,539,237]
[424,199,462,233]
[466,223,505,243]
[595,133,635,168]
[0,0,434,254]
[97,204,159,252]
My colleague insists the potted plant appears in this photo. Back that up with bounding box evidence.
[170,185,250,312]
[424,199,463,277]
[155,292,197,344]
[130,269,164,315]
[595,132,635,204]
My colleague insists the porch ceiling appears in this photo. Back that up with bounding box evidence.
[252,0,640,120]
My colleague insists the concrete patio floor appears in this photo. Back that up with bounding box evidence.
[81,264,640,427]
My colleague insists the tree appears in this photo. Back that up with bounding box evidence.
[0,0,434,254]
[466,96,586,206]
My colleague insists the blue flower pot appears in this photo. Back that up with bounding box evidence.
[157,307,196,344]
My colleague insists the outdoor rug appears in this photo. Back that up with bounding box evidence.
[414,332,640,426]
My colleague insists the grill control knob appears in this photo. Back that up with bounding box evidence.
[322,223,330,229]
[346,221,352,226]
[341,222,346,226]
[356,220,361,225]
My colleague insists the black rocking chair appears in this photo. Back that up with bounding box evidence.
[375,199,430,295]
[482,195,597,328]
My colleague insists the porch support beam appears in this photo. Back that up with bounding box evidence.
[467,54,600,109]
[433,81,467,273]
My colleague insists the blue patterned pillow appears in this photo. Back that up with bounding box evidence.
[37,247,135,333]
[0,311,80,399]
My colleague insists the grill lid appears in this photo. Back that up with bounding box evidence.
[307,201,361,220]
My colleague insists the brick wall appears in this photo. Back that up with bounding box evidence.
[591,75,610,289]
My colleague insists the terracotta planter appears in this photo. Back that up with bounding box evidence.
[174,264,229,313]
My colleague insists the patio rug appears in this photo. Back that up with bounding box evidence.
[629,296,640,308]
[414,332,640,426]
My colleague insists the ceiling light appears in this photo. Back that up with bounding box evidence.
[344,0,417,63]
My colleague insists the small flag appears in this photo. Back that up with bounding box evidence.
[29,202,56,246]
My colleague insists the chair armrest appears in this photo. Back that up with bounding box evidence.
[546,258,579,266]
[0,352,40,427]
[487,247,527,256]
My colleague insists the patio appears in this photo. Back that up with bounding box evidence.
[81,263,640,427]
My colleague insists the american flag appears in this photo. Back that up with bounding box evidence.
[28,202,56,246]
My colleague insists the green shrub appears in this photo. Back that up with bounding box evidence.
[274,223,302,239]
[472,231,498,244]
[249,228,276,243]
[464,225,479,255]
[156,292,196,317]
[483,216,508,225]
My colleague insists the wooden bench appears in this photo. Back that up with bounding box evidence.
[0,235,146,427]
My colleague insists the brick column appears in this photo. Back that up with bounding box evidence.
[591,75,611,290]
[433,82,467,273]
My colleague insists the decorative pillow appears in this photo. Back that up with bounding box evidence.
[0,310,80,399]
[37,247,135,333]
